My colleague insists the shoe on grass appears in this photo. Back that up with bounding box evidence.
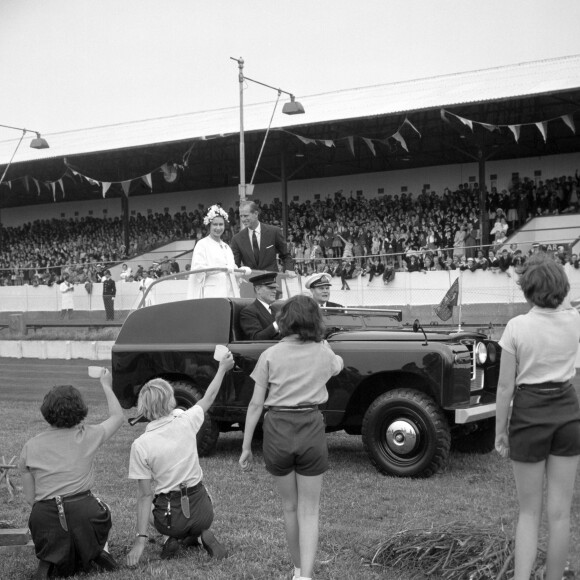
[200,529,228,559]
[33,560,52,580]
[181,534,201,549]
[160,536,180,560]
[93,549,119,571]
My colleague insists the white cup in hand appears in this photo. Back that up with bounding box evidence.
[88,366,103,378]
[214,345,229,362]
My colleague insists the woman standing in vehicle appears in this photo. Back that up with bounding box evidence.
[239,295,344,580]
[186,205,249,299]
[495,254,580,580]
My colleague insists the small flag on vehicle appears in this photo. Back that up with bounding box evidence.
[435,278,460,321]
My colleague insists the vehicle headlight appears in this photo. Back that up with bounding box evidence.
[475,342,487,365]
[486,342,497,364]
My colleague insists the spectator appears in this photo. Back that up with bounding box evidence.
[119,263,132,282]
[59,273,75,319]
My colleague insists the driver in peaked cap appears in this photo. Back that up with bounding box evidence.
[240,272,282,340]
[304,273,343,308]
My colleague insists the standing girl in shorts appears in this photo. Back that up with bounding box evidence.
[495,254,580,580]
[239,295,344,580]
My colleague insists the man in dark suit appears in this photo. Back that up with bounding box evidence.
[101,269,116,320]
[230,202,294,274]
[304,273,343,308]
[240,272,281,340]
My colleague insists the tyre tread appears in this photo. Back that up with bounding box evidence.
[361,388,450,478]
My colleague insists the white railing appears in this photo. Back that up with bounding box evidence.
[0,265,578,314]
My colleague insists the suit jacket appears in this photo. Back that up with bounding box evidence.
[230,222,293,272]
[102,278,116,296]
[240,300,280,340]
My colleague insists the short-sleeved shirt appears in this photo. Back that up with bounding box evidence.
[128,406,204,494]
[251,336,344,407]
[19,424,106,501]
[499,306,580,385]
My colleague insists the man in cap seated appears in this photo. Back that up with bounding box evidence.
[240,272,281,340]
[304,273,343,308]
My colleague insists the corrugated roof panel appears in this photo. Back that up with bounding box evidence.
[1,54,579,165]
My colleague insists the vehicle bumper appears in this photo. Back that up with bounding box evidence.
[455,402,496,424]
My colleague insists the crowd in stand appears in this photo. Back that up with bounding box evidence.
[0,172,578,287]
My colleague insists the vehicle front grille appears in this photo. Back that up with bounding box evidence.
[459,338,480,389]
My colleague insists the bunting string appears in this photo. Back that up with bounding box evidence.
[442,109,577,143]
[282,116,422,157]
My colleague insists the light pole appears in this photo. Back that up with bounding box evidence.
[230,57,305,203]
[0,124,49,252]
[0,124,49,187]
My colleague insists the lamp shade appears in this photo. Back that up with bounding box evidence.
[30,135,50,149]
[282,99,305,115]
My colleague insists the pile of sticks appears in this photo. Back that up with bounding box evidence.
[0,456,17,502]
[365,521,547,580]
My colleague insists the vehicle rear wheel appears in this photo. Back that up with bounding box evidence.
[171,381,220,456]
[452,418,495,454]
[362,389,450,478]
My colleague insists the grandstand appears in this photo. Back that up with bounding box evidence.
[0,55,579,327]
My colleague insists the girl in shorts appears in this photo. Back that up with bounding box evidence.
[239,295,344,580]
[495,253,580,580]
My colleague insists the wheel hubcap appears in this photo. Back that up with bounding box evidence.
[385,420,419,454]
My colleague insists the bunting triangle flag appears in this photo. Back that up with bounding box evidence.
[392,132,408,152]
[362,138,376,156]
[121,180,131,196]
[142,174,152,189]
[58,179,65,198]
[50,182,56,201]
[480,123,498,133]
[32,178,40,196]
[404,118,422,137]
[562,114,576,134]
[322,140,335,148]
[535,121,548,142]
[295,134,315,145]
[457,116,473,131]
[346,136,355,156]
[102,182,111,198]
[440,109,450,123]
[508,125,520,143]
[23,176,30,193]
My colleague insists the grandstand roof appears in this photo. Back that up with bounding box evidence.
[1,54,580,209]
[2,54,580,165]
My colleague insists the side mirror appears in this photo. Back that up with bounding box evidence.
[413,319,428,346]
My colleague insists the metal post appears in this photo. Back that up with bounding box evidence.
[122,194,130,254]
[478,149,488,247]
[237,58,246,202]
[280,138,288,241]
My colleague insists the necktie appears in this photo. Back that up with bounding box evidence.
[251,229,260,266]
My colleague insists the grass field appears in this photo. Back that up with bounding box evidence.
[1,379,579,579]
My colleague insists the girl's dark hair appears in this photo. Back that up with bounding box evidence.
[277,295,325,342]
[517,253,569,308]
[41,385,88,428]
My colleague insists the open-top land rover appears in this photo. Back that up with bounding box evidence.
[112,295,501,478]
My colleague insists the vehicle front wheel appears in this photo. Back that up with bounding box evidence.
[362,389,450,478]
[171,381,220,456]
